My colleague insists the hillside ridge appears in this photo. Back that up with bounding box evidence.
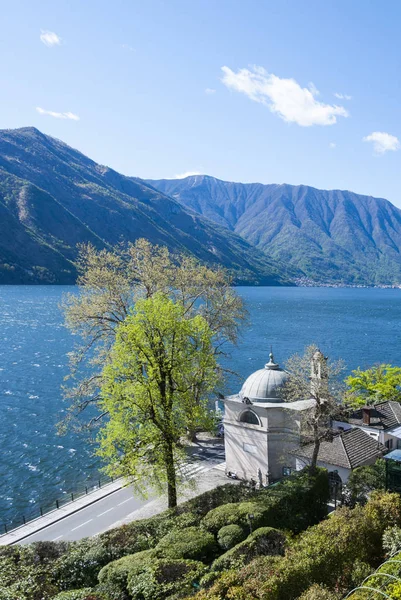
[148,174,401,286]
[0,128,290,286]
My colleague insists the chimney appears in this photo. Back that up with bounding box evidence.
[362,407,371,426]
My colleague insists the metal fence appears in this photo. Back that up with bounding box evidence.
[2,472,116,535]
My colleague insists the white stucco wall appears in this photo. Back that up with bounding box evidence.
[223,398,313,483]
[295,457,351,483]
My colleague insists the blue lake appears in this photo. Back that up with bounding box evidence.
[0,285,400,526]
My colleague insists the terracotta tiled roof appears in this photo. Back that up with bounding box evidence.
[293,427,386,469]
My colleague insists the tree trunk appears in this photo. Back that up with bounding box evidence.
[187,428,197,443]
[310,433,320,473]
[164,441,177,508]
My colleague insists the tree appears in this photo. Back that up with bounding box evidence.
[281,345,345,471]
[345,459,386,505]
[97,293,220,508]
[60,239,246,433]
[345,364,401,407]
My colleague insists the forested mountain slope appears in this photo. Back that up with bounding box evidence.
[148,175,401,285]
[0,128,290,285]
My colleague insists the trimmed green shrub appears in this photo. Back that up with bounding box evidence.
[199,491,401,600]
[155,526,218,563]
[211,527,286,571]
[97,550,155,599]
[127,558,207,600]
[201,501,267,534]
[217,524,247,550]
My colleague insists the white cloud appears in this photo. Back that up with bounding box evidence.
[363,131,400,154]
[334,92,352,100]
[329,142,336,148]
[205,88,216,95]
[40,30,61,47]
[221,65,349,127]
[174,171,202,179]
[36,107,80,121]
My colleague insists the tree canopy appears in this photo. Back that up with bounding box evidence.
[60,239,246,432]
[97,293,220,507]
[282,345,345,471]
[345,364,401,407]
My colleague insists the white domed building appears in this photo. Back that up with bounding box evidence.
[223,352,315,484]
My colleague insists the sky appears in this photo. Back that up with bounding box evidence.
[2,0,401,206]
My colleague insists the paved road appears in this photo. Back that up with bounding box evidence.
[20,442,225,544]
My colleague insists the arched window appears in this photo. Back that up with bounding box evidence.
[239,410,260,425]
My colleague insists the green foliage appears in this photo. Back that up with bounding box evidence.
[196,491,401,600]
[0,472,329,600]
[217,524,247,550]
[0,544,65,600]
[201,501,267,534]
[98,293,220,507]
[211,527,286,572]
[298,584,342,599]
[97,550,155,599]
[383,525,401,556]
[201,468,329,537]
[346,459,386,504]
[53,538,113,590]
[52,589,103,600]
[155,526,218,563]
[127,558,207,600]
[346,364,401,406]
[346,550,401,598]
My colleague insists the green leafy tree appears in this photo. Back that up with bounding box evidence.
[97,293,220,508]
[61,239,245,434]
[345,364,401,407]
[346,459,386,505]
[281,345,345,471]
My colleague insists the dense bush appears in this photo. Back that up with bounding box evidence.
[346,549,401,599]
[298,584,342,599]
[53,538,114,591]
[201,501,267,534]
[195,491,401,600]
[211,527,286,572]
[127,558,207,600]
[155,527,218,562]
[217,524,247,550]
[52,589,105,600]
[0,470,330,600]
[201,468,329,536]
[97,550,155,599]
[0,544,64,600]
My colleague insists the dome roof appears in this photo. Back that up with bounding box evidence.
[239,352,289,403]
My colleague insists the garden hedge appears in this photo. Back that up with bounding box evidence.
[211,527,286,572]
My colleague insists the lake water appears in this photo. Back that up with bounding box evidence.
[0,285,400,526]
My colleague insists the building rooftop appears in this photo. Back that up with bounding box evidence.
[293,427,386,469]
[238,352,289,403]
[347,401,401,431]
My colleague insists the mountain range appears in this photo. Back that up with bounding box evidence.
[148,175,401,286]
[2,127,401,287]
[0,128,288,285]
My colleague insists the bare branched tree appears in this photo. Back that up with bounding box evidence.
[281,344,346,471]
[60,239,247,435]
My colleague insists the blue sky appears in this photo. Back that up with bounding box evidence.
[2,0,401,206]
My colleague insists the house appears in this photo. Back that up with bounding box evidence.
[293,427,386,487]
[222,352,315,484]
[333,401,401,451]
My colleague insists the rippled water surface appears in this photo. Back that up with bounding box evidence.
[0,285,400,525]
